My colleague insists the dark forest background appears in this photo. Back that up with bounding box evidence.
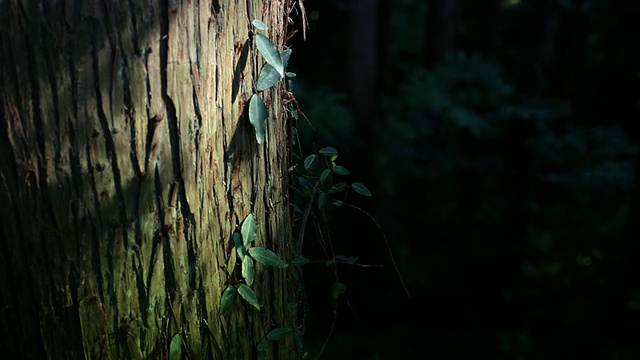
[285,0,640,358]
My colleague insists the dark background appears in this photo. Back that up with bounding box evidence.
[284,0,640,358]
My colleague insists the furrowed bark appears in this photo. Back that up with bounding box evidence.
[0,0,300,358]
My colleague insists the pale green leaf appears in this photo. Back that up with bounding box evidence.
[317,192,326,209]
[249,94,268,144]
[169,333,182,360]
[248,247,289,268]
[252,19,268,30]
[298,176,311,190]
[257,338,269,360]
[318,147,338,157]
[257,63,281,91]
[291,256,310,266]
[280,48,292,69]
[328,182,347,194]
[266,327,294,341]
[352,182,372,197]
[303,155,317,171]
[287,301,299,311]
[294,331,304,349]
[219,285,235,315]
[331,281,347,299]
[241,213,257,247]
[242,256,255,286]
[286,72,297,78]
[320,168,331,185]
[333,200,344,207]
[237,283,260,310]
[255,34,283,76]
[234,232,246,260]
[332,165,350,175]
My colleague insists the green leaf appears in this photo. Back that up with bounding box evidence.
[169,333,182,360]
[237,283,260,310]
[331,281,347,299]
[294,332,304,349]
[298,176,311,190]
[234,232,246,260]
[303,155,317,171]
[332,165,350,175]
[291,256,310,266]
[328,182,347,194]
[266,327,294,341]
[334,255,358,263]
[287,301,299,311]
[252,19,268,30]
[249,94,268,144]
[318,147,338,157]
[257,338,269,360]
[241,213,257,247]
[249,247,289,268]
[219,285,235,315]
[255,33,284,76]
[242,256,255,286]
[351,182,372,197]
[320,168,331,185]
[257,63,281,91]
[280,48,292,69]
[333,200,344,208]
[286,72,297,78]
[290,108,299,120]
[317,192,326,209]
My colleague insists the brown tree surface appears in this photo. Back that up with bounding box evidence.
[0,0,302,358]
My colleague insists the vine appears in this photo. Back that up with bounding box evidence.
[218,17,399,359]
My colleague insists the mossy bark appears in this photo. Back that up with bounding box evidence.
[0,0,300,358]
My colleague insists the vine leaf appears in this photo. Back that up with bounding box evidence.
[242,256,255,286]
[331,281,347,299]
[252,19,268,30]
[266,327,294,341]
[248,94,268,144]
[303,154,317,171]
[287,301,299,311]
[318,147,338,157]
[241,213,257,247]
[328,182,347,194]
[237,283,260,310]
[234,232,246,260]
[291,256,310,266]
[257,64,280,91]
[280,48,292,69]
[255,34,284,76]
[257,338,268,360]
[332,165,350,175]
[317,192,326,209]
[256,49,292,91]
[169,333,183,360]
[352,182,372,197]
[219,285,236,315]
[248,247,289,268]
[320,168,331,185]
[294,332,304,349]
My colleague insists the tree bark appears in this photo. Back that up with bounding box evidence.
[0,0,301,358]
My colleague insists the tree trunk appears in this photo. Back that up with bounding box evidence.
[0,0,301,358]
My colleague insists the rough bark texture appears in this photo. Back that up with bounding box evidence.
[0,0,301,358]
